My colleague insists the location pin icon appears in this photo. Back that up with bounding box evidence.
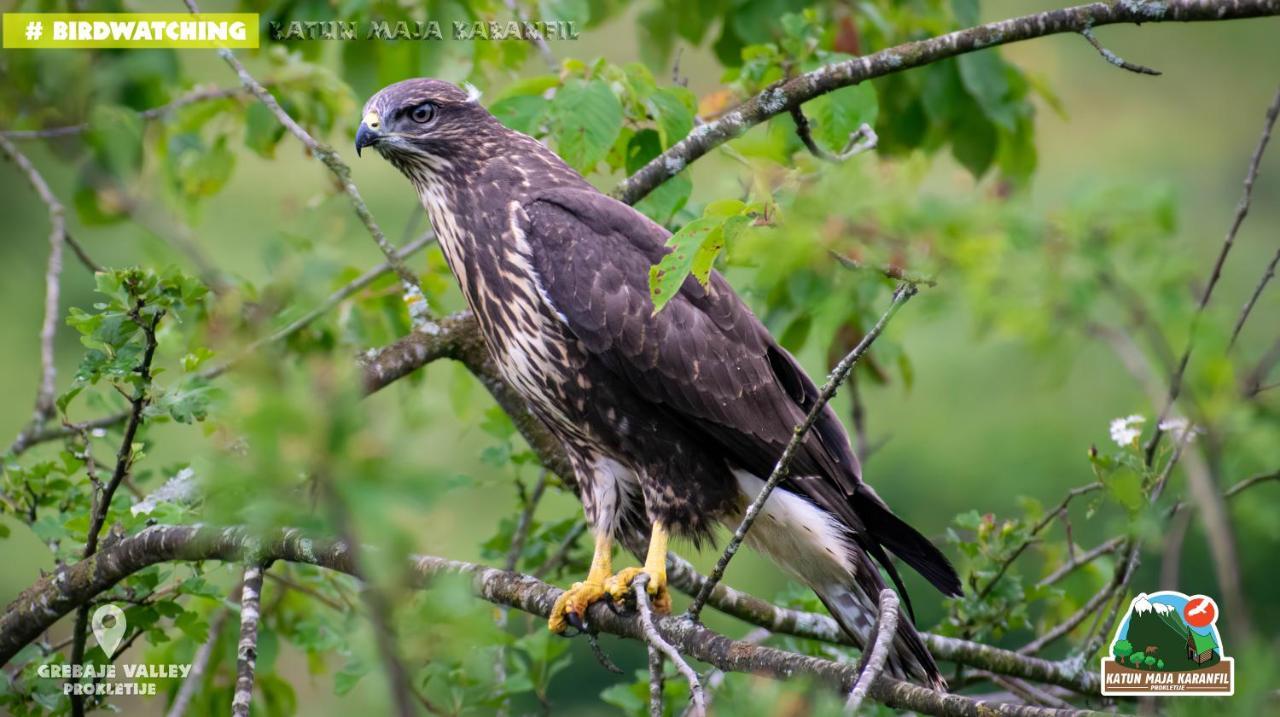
[91,604,126,657]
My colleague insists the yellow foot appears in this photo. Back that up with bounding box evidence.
[548,579,609,633]
[605,567,671,614]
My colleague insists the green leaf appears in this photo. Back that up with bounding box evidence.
[87,105,144,178]
[957,51,1015,130]
[649,216,726,313]
[334,655,369,696]
[806,82,879,152]
[951,109,998,179]
[244,102,286,159]
[490,94,549,135]
[646,86,696,149]
[552,78,623,173]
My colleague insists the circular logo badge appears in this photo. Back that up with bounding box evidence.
[1182,594,1217,629]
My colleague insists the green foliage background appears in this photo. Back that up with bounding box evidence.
[0,0,1278,715]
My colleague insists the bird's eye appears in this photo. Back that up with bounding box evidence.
[409,103,436,124]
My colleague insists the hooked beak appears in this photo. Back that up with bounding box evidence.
[355,110,382,156]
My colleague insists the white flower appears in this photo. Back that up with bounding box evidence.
[1109,414,1146,446]
[131,467,198,516]
[1158,418,1201,443]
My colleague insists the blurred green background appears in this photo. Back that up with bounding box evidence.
[1,0,1277,714]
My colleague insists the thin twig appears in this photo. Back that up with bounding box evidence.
[688,284,916,620]
[166,608,229,717]
[1078,27,1161,75]
[505,470,549,571]
[265,571,346,612]
[978,482,1102,598]
[314,469,416,717]
[232,565,266,717]
[984,673,1076,710]
[844,589,899,714]
[532,520,588,580]
[63,233,103,274]
[204,233,436,380]
[502,0,557,69]
[69,309,160,716]
[181,0,425,317]
[1147,82,1280,462]
[2,85,253,140]
[1037,536,1124,589]
[1228,244,1280,348]
[830,251,937,287]
[1229,246,1279,349]
[0,133,66,450]
[790,107,879,162]
[1225,468,1280,497]
[635,574,704,717]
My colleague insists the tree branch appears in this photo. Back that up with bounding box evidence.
[165,607,228,717]
[635,573,704,717]
[845,589,899,713]
[181,0,425,313]
[1147,80,1280,460]
[0,133,67,455]
[0,524,1118,717]
[1078,27,1160,75]
[1,85,254,140]
[612,0,1280,206]
[231,565,265,717]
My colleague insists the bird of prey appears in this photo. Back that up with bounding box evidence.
[356,78,962,687]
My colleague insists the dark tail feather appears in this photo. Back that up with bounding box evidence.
[853,484,963,599]
[813,551,946,691]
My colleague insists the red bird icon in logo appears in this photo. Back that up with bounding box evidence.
[1183,594,1217,629]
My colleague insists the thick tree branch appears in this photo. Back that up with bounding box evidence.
[612,0,1280,205]
[231,565,265,717]
[0,525,1116,717]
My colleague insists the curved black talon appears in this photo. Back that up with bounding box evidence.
[565,610,588,633]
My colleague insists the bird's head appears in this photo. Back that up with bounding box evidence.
[354,78,496,165]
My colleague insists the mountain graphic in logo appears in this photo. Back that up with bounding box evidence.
[1100,591,1234,696]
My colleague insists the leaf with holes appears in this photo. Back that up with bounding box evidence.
[649,215,745,314]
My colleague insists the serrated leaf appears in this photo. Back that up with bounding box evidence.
[552,78,623,173]
[646,86,696,149]
[490,94,548,135]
